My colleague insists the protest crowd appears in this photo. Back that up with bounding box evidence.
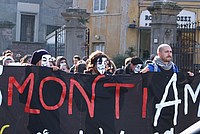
[0,44,199,134]
[0,48,147,75]
[0,44,197,76]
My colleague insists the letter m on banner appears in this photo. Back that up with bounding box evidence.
[7,73,34,111]
[184,83,200,117]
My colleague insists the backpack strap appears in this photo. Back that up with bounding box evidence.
[153,62,158,72]
[147,63,160,72]
[172,63,179,73]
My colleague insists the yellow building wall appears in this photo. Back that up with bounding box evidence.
[76,0,200,63]
[126,0,140,55]
[90,15,121,56]
[76,0,141,58]
[76,0,121,58]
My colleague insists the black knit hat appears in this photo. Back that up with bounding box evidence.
[31,49,49,65]
[131,57,143,65]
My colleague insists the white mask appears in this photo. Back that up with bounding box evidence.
[60,63,67,72]
[134,64,142,73]
[97,57,107,74]
[41,54,51,67]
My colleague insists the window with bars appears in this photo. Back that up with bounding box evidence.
[93,43,105,52]
[93,0,107,13]
[20,14,35,42]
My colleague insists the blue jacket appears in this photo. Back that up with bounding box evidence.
[147,63,179,73]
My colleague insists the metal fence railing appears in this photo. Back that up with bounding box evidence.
[172,22,200,74]
[46,26,66,57]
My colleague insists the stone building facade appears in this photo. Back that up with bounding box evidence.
[0,0,72,57]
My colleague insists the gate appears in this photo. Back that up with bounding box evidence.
[46,26,90,58]
[171,22,200,74]
[46,26,66,57]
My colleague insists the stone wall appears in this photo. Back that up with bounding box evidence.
[11,41,46,57]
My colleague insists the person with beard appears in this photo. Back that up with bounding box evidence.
[141,44,194,77]
[142,44,178,73]
[141,44,194,133]
[140,44,178,133]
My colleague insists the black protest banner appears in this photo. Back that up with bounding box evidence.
[0,66,199,134]
[143,72,200,134]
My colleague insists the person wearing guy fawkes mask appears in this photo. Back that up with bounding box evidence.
[19,49,64,134]
[85,51,110,75]
[93,55,108,75]
[124,56,143,74]
[80,51,116,134]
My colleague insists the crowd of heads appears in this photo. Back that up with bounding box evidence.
[1,44,181,75]
[0,48,149,75]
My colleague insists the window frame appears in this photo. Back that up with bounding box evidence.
[93,43,105,52]
[20,13,36,42]
[16,2,39,42]
[93,0,107,13]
